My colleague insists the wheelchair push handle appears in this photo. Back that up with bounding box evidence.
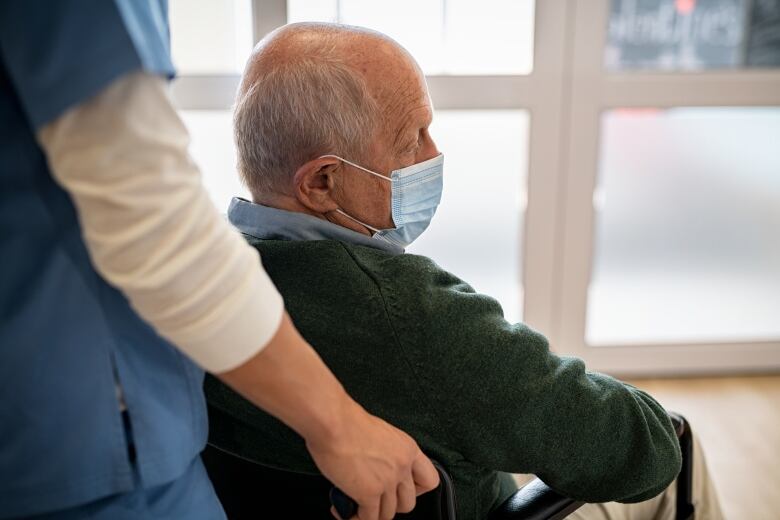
[329,459,453,519]
[330,486,358,519]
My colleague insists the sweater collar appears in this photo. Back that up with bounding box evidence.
[227,197,404,255]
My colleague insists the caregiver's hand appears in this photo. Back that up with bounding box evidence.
[218,312,440,520]
[308,398,440,520]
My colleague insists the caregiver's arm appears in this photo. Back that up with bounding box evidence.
[37,71,438,520]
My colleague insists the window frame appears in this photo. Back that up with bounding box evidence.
[556,0,780,375]
[170,0,780,376]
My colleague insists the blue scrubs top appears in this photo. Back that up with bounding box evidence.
[0,1,208,517]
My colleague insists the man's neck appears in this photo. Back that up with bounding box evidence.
[251,193,372,237]
[252,193,318,218]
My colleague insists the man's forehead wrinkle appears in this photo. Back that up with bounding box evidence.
[390,103,430,150]
[379,74,427,146]
[382,81,412,120]
[343,45,423,145]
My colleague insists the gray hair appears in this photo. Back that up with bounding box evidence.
[234,47,380,196]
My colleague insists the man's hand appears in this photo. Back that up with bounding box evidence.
[307,398,439,520]
[218,312,439,520]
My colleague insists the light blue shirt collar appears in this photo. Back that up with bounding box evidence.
[227,197,404,255]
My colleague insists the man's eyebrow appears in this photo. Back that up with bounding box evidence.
[391,107,431,151]
[391,125,414,151]
[397,131,418,147]
[392,130,422,154]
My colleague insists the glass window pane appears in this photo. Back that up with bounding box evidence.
[606,0,780,70]
[408,110,529,323]
[169,0,253,74]
[287,0,535,75]
[179,111,249,213]
[588,107,780,345]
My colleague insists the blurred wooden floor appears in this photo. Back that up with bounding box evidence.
[625,376,780,520]
[511,375,780,519]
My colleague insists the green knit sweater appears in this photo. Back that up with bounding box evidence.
[205,237,681,519]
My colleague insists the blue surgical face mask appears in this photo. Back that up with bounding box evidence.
[319,154,444,248]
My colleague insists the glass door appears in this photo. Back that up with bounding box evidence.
[555,0,780,375]
[168,0,780,375]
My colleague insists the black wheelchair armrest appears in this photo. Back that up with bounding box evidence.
[488,478,585,520]
[668,411,695,520]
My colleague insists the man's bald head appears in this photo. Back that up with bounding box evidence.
[240,23,417,95]
[234,22,429,197]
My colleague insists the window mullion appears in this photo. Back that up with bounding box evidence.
[601,71,780,107]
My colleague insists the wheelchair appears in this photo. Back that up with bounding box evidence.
[202,412,695,520]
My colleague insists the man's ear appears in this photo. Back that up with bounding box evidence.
[292,157,341,214]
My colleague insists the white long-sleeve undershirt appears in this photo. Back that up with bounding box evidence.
[38,71,284,373]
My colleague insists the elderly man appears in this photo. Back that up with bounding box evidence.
[204,23,723,520]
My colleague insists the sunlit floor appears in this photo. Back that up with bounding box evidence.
[512,376,780,520]
[626,376,780,520]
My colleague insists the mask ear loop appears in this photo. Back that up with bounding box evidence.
[318,155,392,182]
[319,155,392,234]
[334,209,381,233]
